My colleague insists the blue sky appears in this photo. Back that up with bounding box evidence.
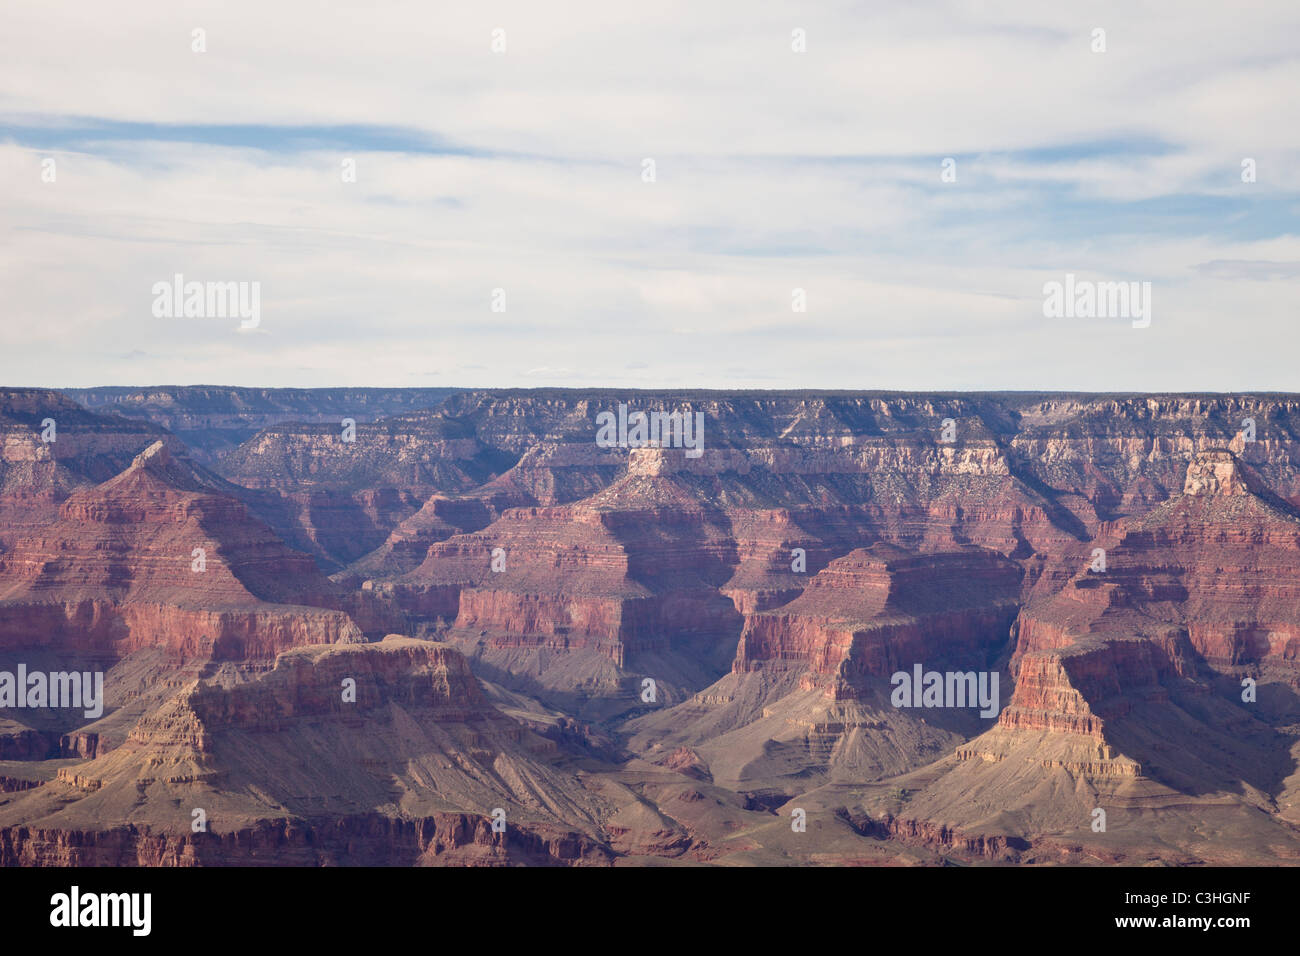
[2,0,1298,390]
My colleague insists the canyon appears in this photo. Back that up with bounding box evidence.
[1,387,1299,865]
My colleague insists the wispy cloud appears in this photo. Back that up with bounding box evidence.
[1,0,1298,390]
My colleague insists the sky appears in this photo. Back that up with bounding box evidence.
[2,0,1298,391]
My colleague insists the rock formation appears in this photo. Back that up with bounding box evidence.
[1,387,1299,866]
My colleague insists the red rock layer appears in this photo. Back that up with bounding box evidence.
[1016,453,1300,667]
[185,639,492,734]
[0,442,391,662]
[733,546,1022,700]
[348,442,626,580]
[394,476,745,669]
[1001,451,1300,746]
[0,389,178,548]
[0,812,611,866]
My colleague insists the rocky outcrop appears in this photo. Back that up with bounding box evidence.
[0,729,104,761]
[1183,449,1254,496]
[0,441,392,662]
[0,638,612,865]
[734,545,1023,698]
[1015,451,1300,669]
[939,450,1299,800]
[386,474,752,713]
[0,811,612,866]
[0,389,179,549]
[346,442,626,580]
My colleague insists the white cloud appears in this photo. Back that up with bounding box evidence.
[0,0,1298,389]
